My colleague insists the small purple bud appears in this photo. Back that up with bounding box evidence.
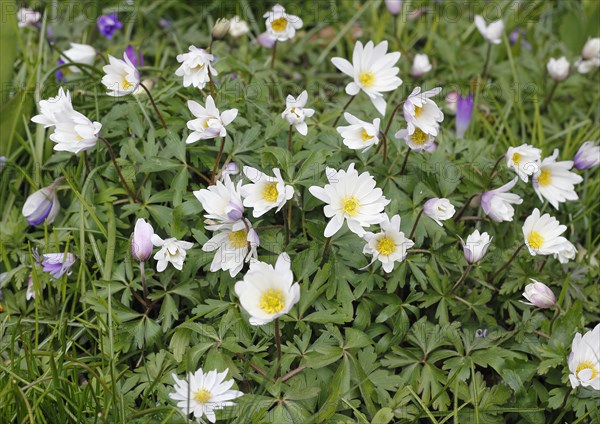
[226,204,244,222]
[125,45,143,68]
[257,32,277,48]
[385,0,403,15]
[159,18,172,29]
[456,93,474,139]
[97,13,123,39]
[573,141,599,170]
[22,178,63,226]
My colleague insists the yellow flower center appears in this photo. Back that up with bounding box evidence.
[512,152,521,164]
[527,231,544,250]
[411,128,428,145]
[537,169,552,186]
[576,360,599,380]
[271,17,287,32]
[228,229,248,249]
[262,182,279,202]
[122,79,133,89]
[193,63,205,71]
[359,71,375,87]
[414,106,423,117]
[342,196,360,216]
[259,289,286,314]
[361,129,371,141]
[194,388,212,404]
[376,237,396,256]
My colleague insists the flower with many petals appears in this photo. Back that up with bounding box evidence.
[186,95,238,143]
[263,4,303,42]
[573,141,599,170]
[506,144,541,182]
[240,167,294,218]
[423,198,455,226]
[194,175,244,227]
[337,112,381,152]
[22,178,62,226]
[234,253,299,325]
[151,235,193,272]
[362,214,414,273]
[403,87,444,136]
[568,323,600,390]
[281,91,315,136]
[202,220,259,277]
[51,111,102,154]
[522,279,556,309]
[331,40,402,115]
[175,46,217,89]
[474,15,504,45]
[101,54,140,96]
[169,368,243,423]
[309,163,390,237]
[553,240,577,264]
[522,208,570,257]
[533,149,583,209]
[97,13,122,39]
[31,87,74,127]
[481,177,523,222]
[461,230,492,264]
[395,127,435,151]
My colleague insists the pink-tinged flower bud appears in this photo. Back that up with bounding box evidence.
[22,178,63,226]
[423,198,455,226]
[257,32,277,48]
[132,218,154,262]
[461,230,492,264]
[385,0,403,16]
[573,141,599,170]
[522,279,556,308]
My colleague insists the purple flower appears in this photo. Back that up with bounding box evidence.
[159,18,172,29]
[455,93,474,139]
[385,0,402,16]
[125,45,144,68]
[573,141,599,170]
[132,218,154,262]
[35,252,77,279]
[22,178,62,226]
[97,13,123,39]
[509,28,532,50]
[257,32,277,48]
[56,58,65,82]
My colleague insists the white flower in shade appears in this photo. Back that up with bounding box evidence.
[50,111,102,154]
[202,220,259,277]
[395,127,435,151]
[101,54,140,96]
[31,87,74,127]
[575,38,600,74]
[574,141,600,170]
[22,178,62,226]
[403,87,444,136]
[331,40,402,115]
[522,279,556,309]
[554,240,577,264]
[234,253,300,325]
[281,90,315,136]
[480,177,523,222]
[240,167,294,217]
[151,235,193,272]
[175,46,217,89]
[423,198,455,226]
[61,43,96,72]
[169,368,243,423]
[194,175,244,227]
[211,18,231,40]
[505,144,542,182]
[186,95,238,143]
[263,4,303,42]
[336,112,381,152]
[568,323,600,390]
[229,16,249,37]
[17,8,40,27]
[547,57,570,82]
[522,208,570,256]
[474,15,504,45]
[461,230,492,264]
[411,54,432,77]
[308,163,390,237]
[533,149,583,209]
[362,214,414,273]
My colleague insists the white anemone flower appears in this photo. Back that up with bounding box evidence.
[575,38,600,74]
[240,167,294,218]
[202,220,259,277]
[101,53,140,96]
[234,253,300,325]
[281,90,315,136]
[151,235,193,272]
[411,53,432,77]
[175,46,217,89]
[263,4,303,42]
[362,214,414,273]
[395,127,435,151]
[331,40,402,115]
[186,95,238,143]
[169,368,243,423]
[553,240,577,264]
[505,144,542,182]
[423,198,455,226]
[61,43,96,72]
[229,16,250,38]
[308,163,390,237]
[480,177,523,222]
[31,87,75,127]
[522,208,570,257]
[336,112,381,152]
[461,230,492,264]
[403,87,444,136]
[533,149,583,209]
[474,15,504,45]
[193,175,244,227]
[568,323,600,390]
[50,111,102,154]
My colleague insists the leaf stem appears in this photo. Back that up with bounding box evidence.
[409,208,424,239]
[333,95,355,126]
[139,82,167,130]
[450,264,473,294]
[274,318,282,377]
[98,136,137,202]
[211,137,226,184]
[487,243,526,283]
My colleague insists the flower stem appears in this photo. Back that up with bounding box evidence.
[274,318,282,377]
[287,125,293,152]
[454,193,478,222]
[320,237,333,266]
[409,208,424,239]
[381,131,388,164]
[207,71,216,98]
[270,41,278,71]
[140,261,149,300]
[284,203,292,246]
[98,136,137,202]
[481,44,492,79]
[281,366,306,382]
[211,137,226,184]
[333,95,355,126]
[549,304,561,334]
[487,243,526,283]
[486,155,504,186]
[400,148,411,175]
[236,353,274,383]
[450,264,473,294]
[83,151,90,174]
[542,81,558,112]
[383,101,405,137]
[139,82,167,130]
